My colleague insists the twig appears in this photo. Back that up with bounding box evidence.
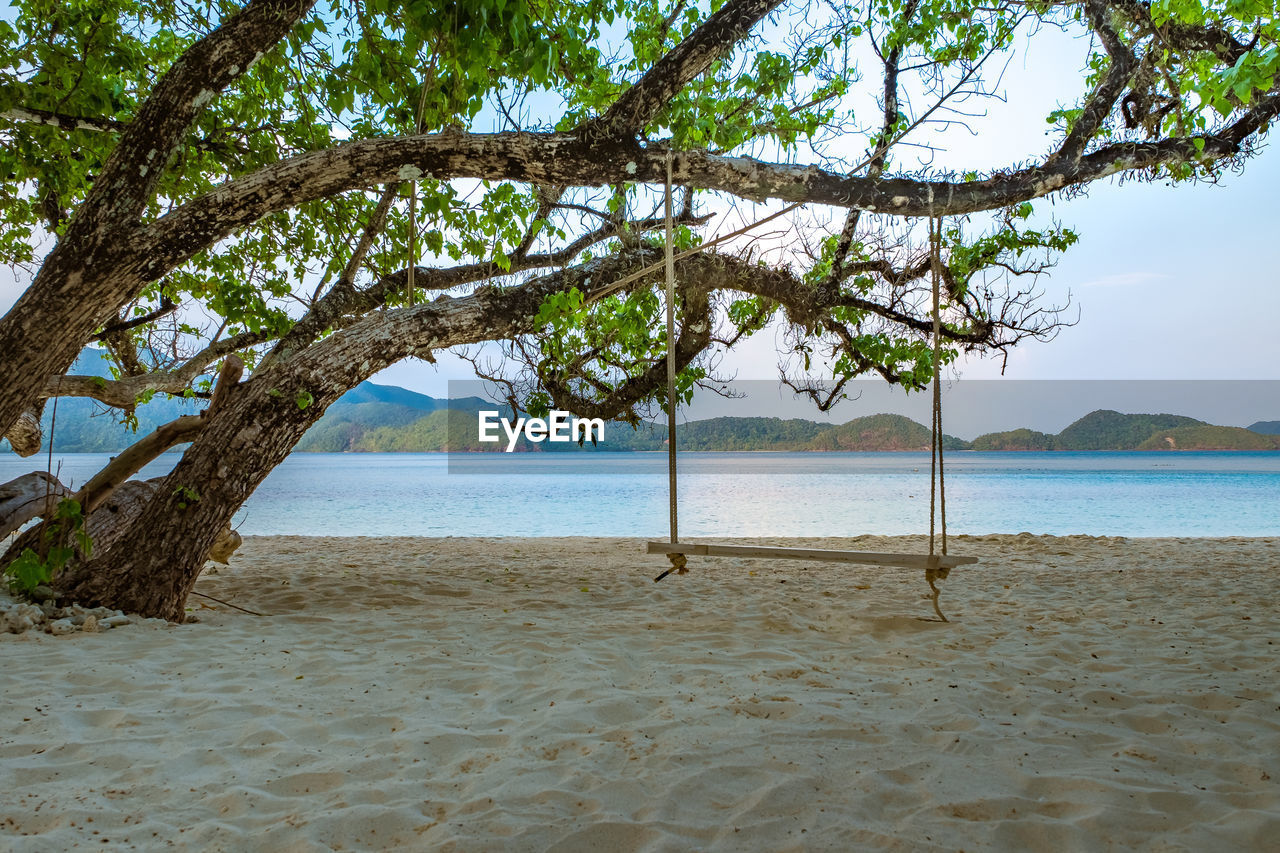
[588,201,804,303]
[190,590,268,616]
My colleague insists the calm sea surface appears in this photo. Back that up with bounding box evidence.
[4,451,1278,538]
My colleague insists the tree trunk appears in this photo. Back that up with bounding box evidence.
[2,475,242,576]
[53,361,354,620]
[46,257,600,618]
[46,250,710,620]
[82,479,242,564]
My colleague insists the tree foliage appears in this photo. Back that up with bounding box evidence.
[1,0,1272,411]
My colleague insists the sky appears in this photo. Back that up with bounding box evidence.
[2,6,1278,412]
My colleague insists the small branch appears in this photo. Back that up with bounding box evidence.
[512,185,566,260]
[1047,0,1136,166]
[40,331,269,409]
[825,8,917,295]
[206,354,245,415]
[261,184,400,370]
[1,105,128,134]
[69,352,240,518]
[588,0,785,137]
[74,415,206,515]
[92,297,179,341]
[337,211,713,332]
[1111,0,1253,64]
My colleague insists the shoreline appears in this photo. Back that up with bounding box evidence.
[3,534,1277,850]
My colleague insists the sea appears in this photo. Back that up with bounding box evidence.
[4,451,1278,538]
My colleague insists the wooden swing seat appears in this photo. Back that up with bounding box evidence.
[646,541,977,570]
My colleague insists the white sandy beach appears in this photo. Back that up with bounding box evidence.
[2,534,1277,850]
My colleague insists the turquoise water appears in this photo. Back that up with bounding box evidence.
[4,451,1278,537]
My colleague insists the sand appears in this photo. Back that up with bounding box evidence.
[1,534,1277,851]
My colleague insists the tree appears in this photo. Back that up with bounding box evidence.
[0,0,1276,619]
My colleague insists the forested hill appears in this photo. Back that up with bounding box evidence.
[295,412,970,453]
[5,365,1279,453]
[805,414,970,451]
[295,407,1278,453]
[970,410,1280,451]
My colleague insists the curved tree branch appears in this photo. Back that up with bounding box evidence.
[265,209,712,367]
[39,332,266,409]
[1047,0,1138,167]
[134,115,1275,290]
[588,0,786,137]
[540,287,713,423]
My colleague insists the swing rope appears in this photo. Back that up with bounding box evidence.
[928,214,947,557]
[657,152,687,582]
[405,78,432,307]
[927,214,949,621]
[665,154,682,550]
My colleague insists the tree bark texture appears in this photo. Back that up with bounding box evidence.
[3,408,43,457]
[0,471,71,540]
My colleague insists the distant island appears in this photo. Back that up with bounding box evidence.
[292,394,1280,453]
[4,352,1278,454]
[970,410,1280,451]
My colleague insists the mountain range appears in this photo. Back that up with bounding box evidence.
[3,351,1277,454]
[293,400,1278,453]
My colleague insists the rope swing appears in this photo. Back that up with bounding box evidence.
[927,214,950,621]
[663,151,686,577]
[645,166,975,620]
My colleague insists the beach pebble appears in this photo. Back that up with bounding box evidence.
[3,603,46,634]
[30,584,56,602]
[0,595,137,635]
[4,610,36,634]
[48,618,76,636]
